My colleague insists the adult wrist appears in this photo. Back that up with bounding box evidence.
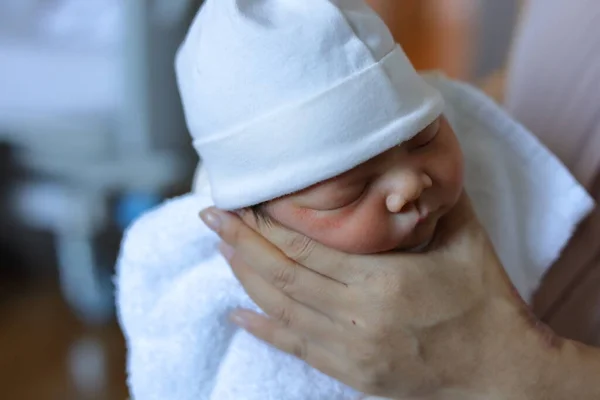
[480,297,600,400]
[420,290,566,400]
[528,338,600,400]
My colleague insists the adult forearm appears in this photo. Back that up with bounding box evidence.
[482,298,600,400]
[408,290,600,400]
[524,339,600,399]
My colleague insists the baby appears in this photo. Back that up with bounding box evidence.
[247,115,462,255]
[116,1,593,400]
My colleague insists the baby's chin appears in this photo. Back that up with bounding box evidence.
[392,217,439,253]
[395,231,436,253]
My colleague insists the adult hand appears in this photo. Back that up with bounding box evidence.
[199,194,591,399]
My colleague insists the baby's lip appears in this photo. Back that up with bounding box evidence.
[395,204,435,234]
[417,205,432,223]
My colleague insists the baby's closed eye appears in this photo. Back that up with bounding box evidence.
[301,182,368,211]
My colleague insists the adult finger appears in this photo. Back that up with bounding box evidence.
[201,208,350,301]
[238,209,367,284]
[229,309,355,389]
[223,242,348,333]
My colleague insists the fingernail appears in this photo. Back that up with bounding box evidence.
[219,242,235,261]
[199,209,222,232]
[230,310,254,329]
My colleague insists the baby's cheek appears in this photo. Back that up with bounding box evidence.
[268,202,401,254]
[444,156,464,196]
[447,133,465,190]
[433,147,464,202]
[301,209,397,254]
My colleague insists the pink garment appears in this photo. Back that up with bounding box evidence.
[506,0,600,190]
[505,0,600,318]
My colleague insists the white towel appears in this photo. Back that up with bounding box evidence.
[116,76,594,400]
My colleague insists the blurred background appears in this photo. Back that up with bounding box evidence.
[2,0,598,399]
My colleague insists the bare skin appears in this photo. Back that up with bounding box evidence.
[200,194,600,399]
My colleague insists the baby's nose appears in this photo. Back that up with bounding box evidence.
[385,173,432,213]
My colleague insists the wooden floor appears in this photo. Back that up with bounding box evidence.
[0,282,128,400]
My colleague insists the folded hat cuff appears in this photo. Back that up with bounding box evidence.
[194,45,445,210]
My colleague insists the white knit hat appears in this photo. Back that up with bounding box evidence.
[176,0,445,210]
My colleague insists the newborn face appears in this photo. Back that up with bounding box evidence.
[262,117,464,254]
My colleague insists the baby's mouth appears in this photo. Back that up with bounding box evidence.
[397,210,439,253]
[416,202,433,222]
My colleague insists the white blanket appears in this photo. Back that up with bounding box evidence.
[116,75,594,400]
